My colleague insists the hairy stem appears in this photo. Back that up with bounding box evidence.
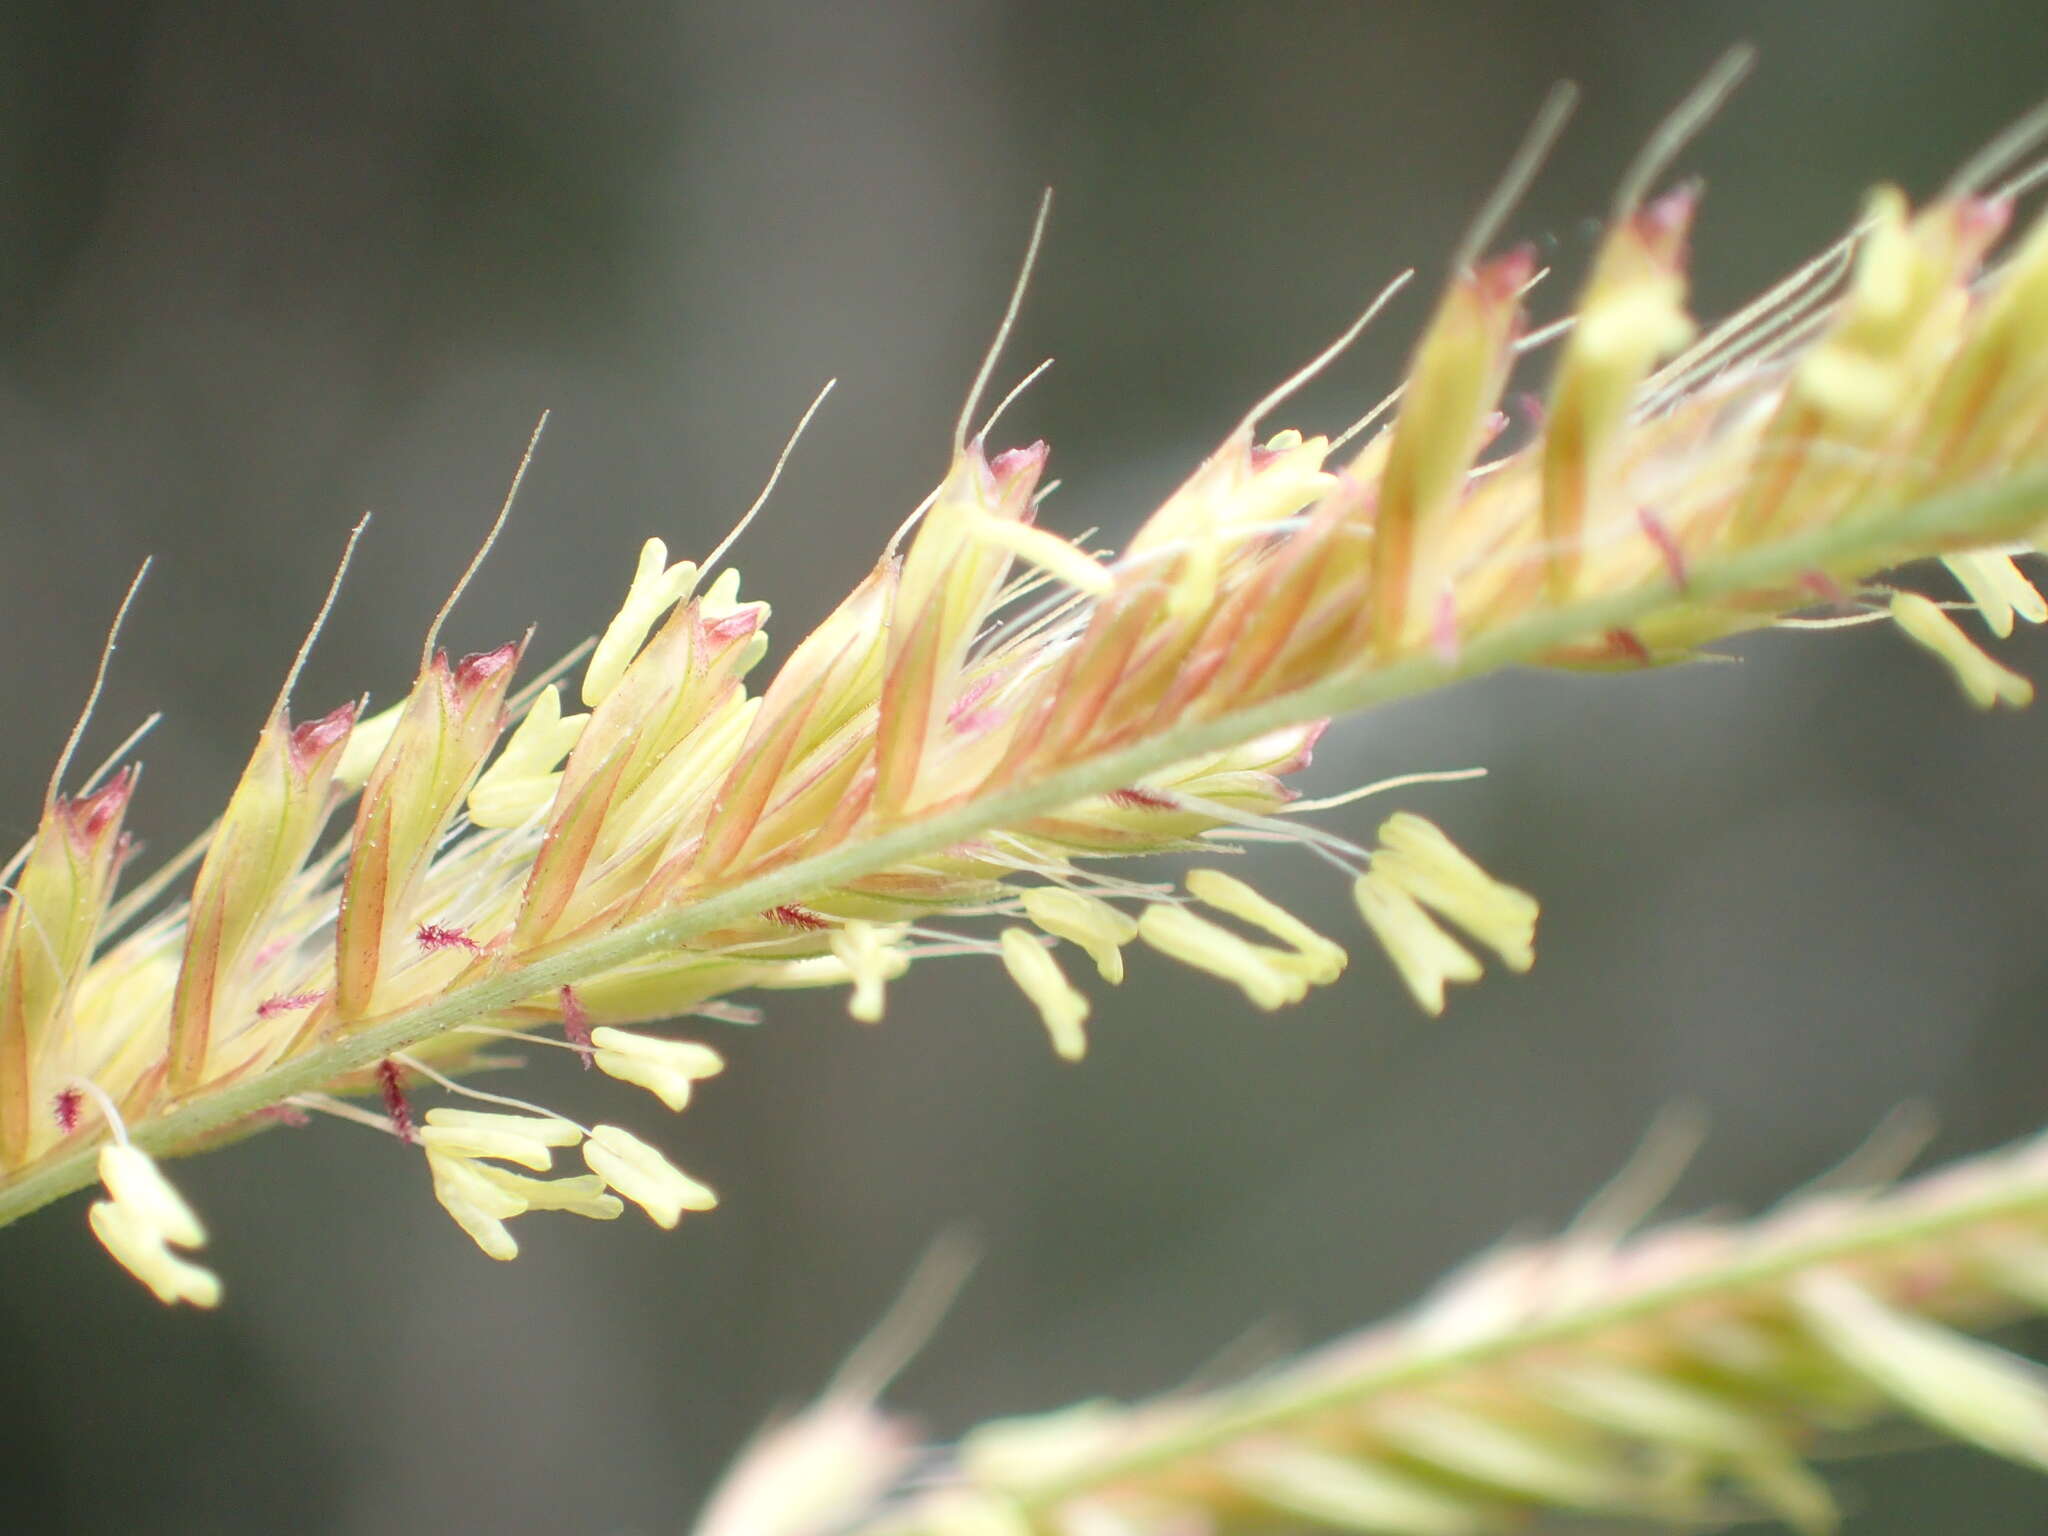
[2,467,2042,1231]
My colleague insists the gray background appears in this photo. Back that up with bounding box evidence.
[1,3,2046,1532]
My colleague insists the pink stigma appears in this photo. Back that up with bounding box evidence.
[376,1059,417,1144]
[257,990,325,1018]
[702,609,762,647]
[1637,507,1689,591]
[58,768,135,846]
[289,702,358,770]
[251,936,295,971]
[416,923,484,955]
[1957,195,2013,248]
[946,675,1007,736]
[559,985,594,1067]
[52,1087,83,1134]
[1799,569,1849,605]
[1635,183,1701,257]
[988,440,1050,483]
[1108,786,1178,811]
[452,642,521,694]
[946,674,999,727]
[765,904,829,932]
[1605,628,1653,665]
[1476,244,1538,303]
[1431,587,1460,664]
[1266,719,1326,778]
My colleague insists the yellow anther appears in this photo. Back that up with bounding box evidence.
[1166,521,1223,623]
[699,565,747,618]
[421,1106,584,1143]
[428,1152,527,1223]
[88,1199,222,1307]
[584,538,699,707]
[999,928,1091,1061]
[471,1166,624,1221]
[1849,190,1917,322]
[334,699,404,790]
[468,684,590,828]
[1185,868,1348,986]
[420,1107,581,1172]
[1372,814,1539,972]
[1019,887,1137,984]
[1891,591,2035,709]
[971,516,1114,596]
[1943,551,2048,640]
[1238,433,1338,530]
[1136,904,1307,1012]
[1795,349,1906,426]
[1352,871,1483,1017]
[582,1124,717,1229]
[589,1027,726,1113]
[88,1144,220,1306]
[828,921,909,1024]
[1787,188,1990,434]
[916,1490,1036,1536]
[746,954,864,990]
[1573,286,1697,373]
[732,628,772,679]
[427,1149,525,1260]
[98,1144,206,1249]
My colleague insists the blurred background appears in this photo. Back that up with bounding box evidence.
[1,2,2046,1531]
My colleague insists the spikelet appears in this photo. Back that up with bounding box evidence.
[835,1125,2048,1536]
[4,84,2048,1305]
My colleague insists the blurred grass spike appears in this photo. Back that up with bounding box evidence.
[843,1123,2048,1536]
[693,1231,979,1536]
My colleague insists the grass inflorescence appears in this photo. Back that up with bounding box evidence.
[3,54,2047,1403]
